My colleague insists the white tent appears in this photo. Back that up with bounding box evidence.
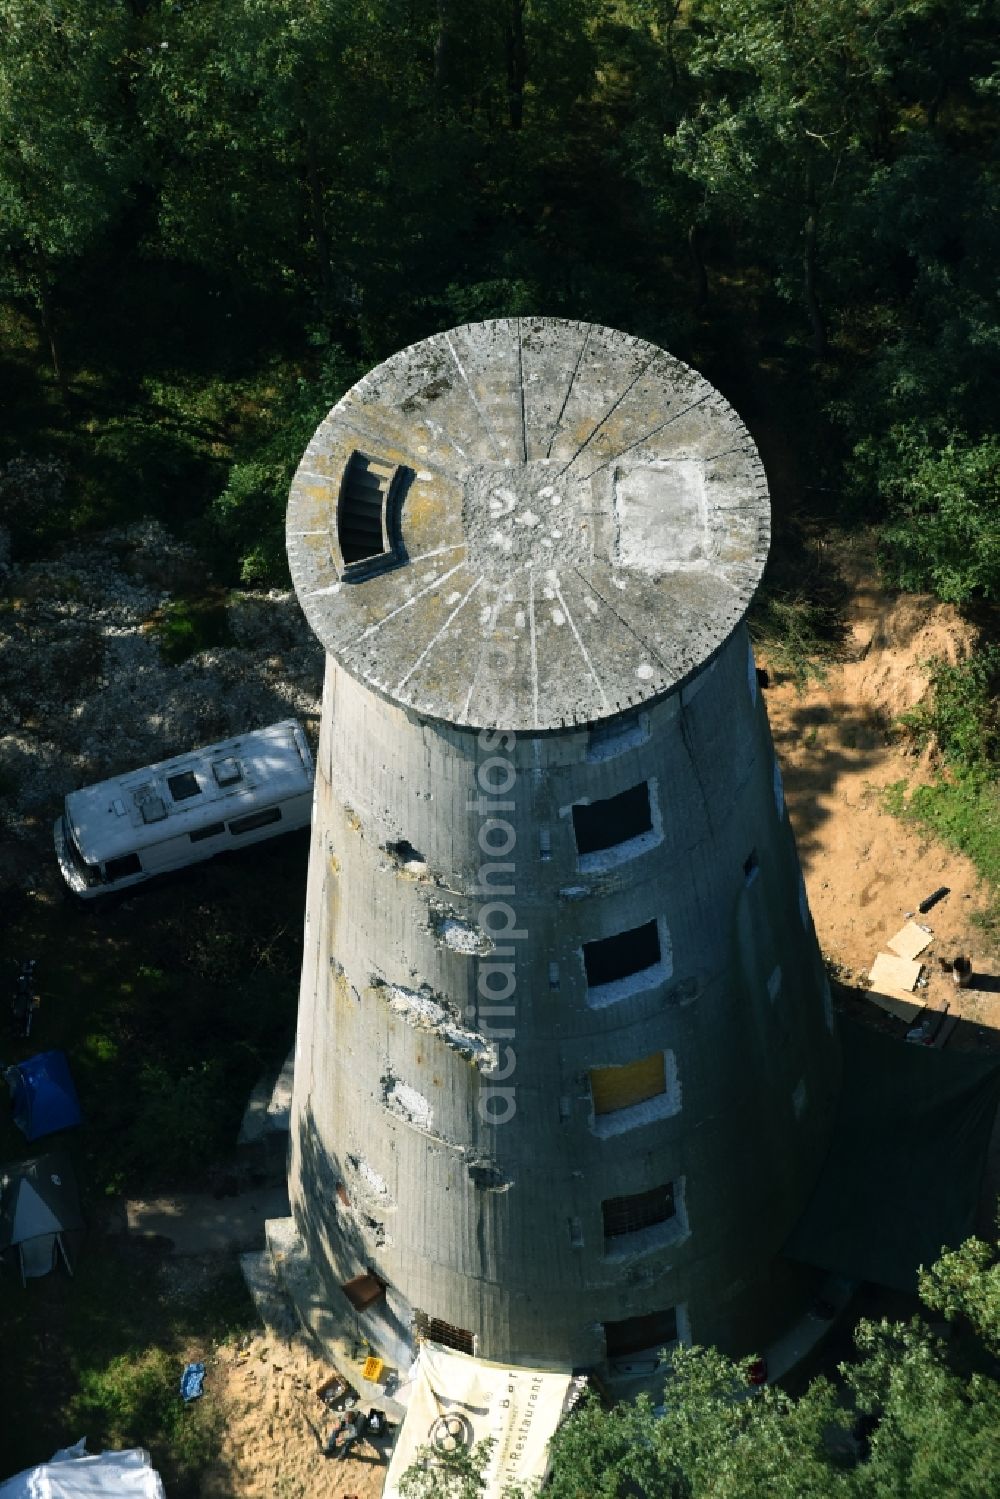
[383,1343,582,1498]
[0,1439,166,1498]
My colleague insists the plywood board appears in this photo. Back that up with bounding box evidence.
[887,921,933,961]
[870,951,922,994]
[866,989,925,1024]
[867,951,925,1023]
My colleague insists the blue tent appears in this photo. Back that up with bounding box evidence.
[6,1052,82,1141]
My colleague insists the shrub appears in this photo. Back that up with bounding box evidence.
[899,647,1000,780]
[867,430,1000,604]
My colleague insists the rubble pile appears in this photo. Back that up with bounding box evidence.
[0,521,323,887]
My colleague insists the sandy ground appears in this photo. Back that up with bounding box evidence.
[198,1329,390,1499]
[762,554,999,1035]
[195,554,998,1497]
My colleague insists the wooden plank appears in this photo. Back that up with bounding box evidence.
[867,988,925,1023]
[886,921,933,961]
[932,1012,961,1050]
[870,951,922,994]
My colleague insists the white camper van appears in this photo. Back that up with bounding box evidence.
[54,719,314,899]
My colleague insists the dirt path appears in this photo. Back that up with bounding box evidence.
[761,553,998,1037]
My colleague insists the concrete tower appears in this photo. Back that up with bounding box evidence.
[284,319,840,1391]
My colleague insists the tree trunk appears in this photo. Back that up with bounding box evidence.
[434,0,454,97]
[304,128,333,305]
[688,222,708,309]
[803,209,827,358]
[505,0,526,130]
[37,282,69,402]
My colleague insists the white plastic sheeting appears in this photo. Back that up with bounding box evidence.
[0,1440,166,1498]
[384,1343,577,1498]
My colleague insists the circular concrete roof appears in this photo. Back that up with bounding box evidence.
[287,319,770,731]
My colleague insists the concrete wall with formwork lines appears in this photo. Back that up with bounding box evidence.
[285,319,840,1392]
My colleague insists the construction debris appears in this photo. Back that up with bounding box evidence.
[886,921,934,962]
[918,886,950,914]
[867,952,924,1023]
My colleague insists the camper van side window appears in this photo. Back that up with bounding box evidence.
[229,807,282,836]
[190,822,226,844]
[105,852,142,880]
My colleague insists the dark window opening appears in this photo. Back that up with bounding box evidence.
[584,921,660,988]
[604,1307,677,1360]
[338,450,407,570]
[190,822,226,844]
[539,828,552,861]
[603,1183,675,1240]
[341,1271,387,1311]
[229,806,282,836]
[743,849,760,885]
[573,783,652,857]
[167,771,201,802]
[414,1311,474,1356]
[105,852,142,881]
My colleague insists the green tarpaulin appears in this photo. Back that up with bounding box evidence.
[786,1019,1000,1292]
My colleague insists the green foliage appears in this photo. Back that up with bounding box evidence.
[399,1437,505,1499]
[871,435,1000,603]
[920,1237,1000,1358]
[890,777,1000,892]
[148,594,233,665]
[208,343,360,585]
[70,1349,220,1476]
[890,648,1000,931]
[845,1315,1000,1499]
[899,648,1000,779]
[544,1348,848,1498]
[0,0,140,382]
[129,1059,231,1181]
[748,587,841,689]
[535,1239,1000,1498]
[0,1243,255,1496]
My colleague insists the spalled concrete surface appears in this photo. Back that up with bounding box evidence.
[284,322,839,1395]
[125,1184,290,1254]
[287,319,770,731]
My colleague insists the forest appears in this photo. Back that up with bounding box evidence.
[3,0,997,894]
[1,3,999,1495]
[1,0,997,599]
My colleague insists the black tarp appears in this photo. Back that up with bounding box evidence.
[786,1019,1000,1292]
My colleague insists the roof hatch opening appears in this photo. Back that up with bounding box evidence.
[337,450,409,575]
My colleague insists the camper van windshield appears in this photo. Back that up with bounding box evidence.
[62,819,101,887]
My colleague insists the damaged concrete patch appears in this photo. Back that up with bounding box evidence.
[429,905,495,955]
[467,1159,511,1192]
[381,1074,434,1131]
[374,979,498,1071]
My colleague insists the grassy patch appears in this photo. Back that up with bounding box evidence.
[0,1251,255,1496]
[0,800,306,1495]
[0,833,308,1197]
[884,776,1000,951]
[145,592,234,665]
[886,646,1000,947]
